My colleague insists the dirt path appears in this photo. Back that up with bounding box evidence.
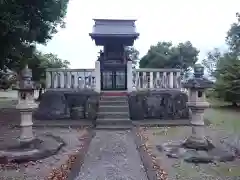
[75,130,148,180]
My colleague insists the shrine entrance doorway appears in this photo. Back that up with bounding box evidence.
[101,69,127,90]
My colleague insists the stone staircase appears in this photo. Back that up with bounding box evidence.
[96,92,132,130]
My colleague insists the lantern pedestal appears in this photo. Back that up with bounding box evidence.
[183,103,214,151]
[16,88,38,143]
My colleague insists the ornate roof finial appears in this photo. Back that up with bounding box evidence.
[194,64,204,78]
[184,64,213,89]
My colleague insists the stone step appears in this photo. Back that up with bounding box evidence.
[95,124,132,130]
[101,91,128,97]
[99,100,128,106]
[100,96,128,101]
[97,112,129,119]
[96,118,132,125]
[98,105,129,113]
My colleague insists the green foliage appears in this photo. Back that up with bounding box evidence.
[124,46,139,68]
[202,48,222,78]
[202,13,240,105]
[0,0,69,70]
[226,13,240,54]
[214,53,240,103]
[139,41,199,77]
[0,51,70,90]
[203,49,240,104]
[29,51,70,86]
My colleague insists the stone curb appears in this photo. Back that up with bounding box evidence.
[132,119,191,127]
[67,129,95,180]
[33,124,93,128]
[132,127,159,180]
[11,120,93,129]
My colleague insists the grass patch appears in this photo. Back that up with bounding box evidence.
[209,164,240,177]
[207,98,231,107]
[204,98,240,132]
[204,107,240,133]
[172,161,202,179]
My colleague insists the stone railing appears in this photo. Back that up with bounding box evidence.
[45,67,182,92]
[46,68,96,90]
[133,68,181,90]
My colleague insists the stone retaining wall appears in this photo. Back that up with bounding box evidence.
[128,90,190,121]
[34,90,100,121]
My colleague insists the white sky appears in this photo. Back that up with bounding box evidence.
[38,0,240,68]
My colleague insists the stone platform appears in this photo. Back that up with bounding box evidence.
[0,134,65,164]
[158,140,235,164]
[139,126,240,180]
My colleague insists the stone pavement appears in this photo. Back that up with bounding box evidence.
[75,130,148,180]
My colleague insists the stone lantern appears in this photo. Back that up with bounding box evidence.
[182,64,214,150]
[159,65,235,163]
[16,65,38,143]
[0,70,65,164]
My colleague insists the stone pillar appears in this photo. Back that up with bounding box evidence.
[169,72,173,88]
[73,72,78,89]
[46,71,51,88]
[59,71,65,88]
[53,72,58,88]
[176,71,181,89]
[156,72,160,88]
[142,72,147,89]
[127,61,133,92]
[162,72,167,88]
[132,71,136,91]
[67,71,71,88]
[149,72,154,89]
[95,61,101,93]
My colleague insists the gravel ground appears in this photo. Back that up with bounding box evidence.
[75,130,148,180]
[142,126,240,180]
[0,127,87,180]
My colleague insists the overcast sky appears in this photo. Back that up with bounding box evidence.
[37,0,240,68]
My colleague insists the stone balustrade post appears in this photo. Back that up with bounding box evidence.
[134,71,139,90]
[73,72,78,89]
[67,72,71,88]
[169,71,173,88]
[127,61,133,92]
[59,71,65,88]
[163,72,167,88]
[46,71,51,89]
[53,72,58,88]
[142,72,147,89]
[176,71,181,89]
[149,72,154,89]
[156,72,160,88]
[95,61,101,93]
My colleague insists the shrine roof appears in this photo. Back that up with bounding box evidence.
[89,19,139,38]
